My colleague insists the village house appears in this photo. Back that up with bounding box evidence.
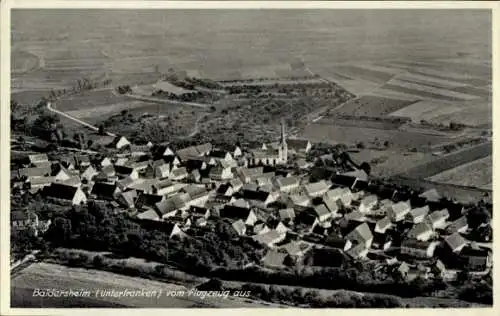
[155,194,190,219]
[43,183,87,205]
[346,242,369,259]
[359,195,378,213]
[208,150,233,162]
[228,219,246,236]
[331,174,358,191]
[400,239,438,259]
[295,158,313,170]
[407,222,435,241]
[18,166,52,181]
[387,200,411,222]
[313,204,332,223]
[74,154,91,168]
[278,208,296,224]
[303,180,330,198]
[446,216,469,234]
[323,196,341,218]
[170,167,189,181]
[11,211,51,237]
[236,167,264,183]
[252,229,287,248]
[419,188,441,203]
[220,205,259,226]
[252,222,271,235]
[345,222,373,250]
[28,176,55,192]
[90,182,121,201]
[241,188,278,208]
[135,193,165,212]
[279,241,311,258]
[80,165,98,183]
[460,246,492,271]
[426,209,450,230]
[28,153,49,165]
[405,205,430,224]
[116,190,138,209]
[371,232,393,251]
[286,138,312,155]
[209,165,233,181]
[288,194,311,209]
[374,216,392,234]
[444,232,467,253]
[325,187,353,208]
[114,165,139,180]
[136,209,160,221]
[99,157,113,168]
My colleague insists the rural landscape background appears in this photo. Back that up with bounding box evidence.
[10,9,492,308]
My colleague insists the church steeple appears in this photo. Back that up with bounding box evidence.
[280,119,288,163]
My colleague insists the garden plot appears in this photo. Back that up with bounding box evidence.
[332,95,417,117]
[428,156,492,188]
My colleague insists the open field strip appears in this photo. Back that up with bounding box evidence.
[301,123,451,150]
[386,79,480,101]
[430,108,492,127]
[65,101,146,120]
[395,141,492,179]
[56,89,129,111]
[396,72,469,89]
[351,63,408,75]
[333,65,395,84]
[450,85,491,99]
[331,95,417,117]
[389,100,464,121]
[368,89,422,102]
[428,156,492,188]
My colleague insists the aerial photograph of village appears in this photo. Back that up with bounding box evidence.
[8,8,493,309]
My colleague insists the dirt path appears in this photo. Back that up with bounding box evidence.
[47,102,116,137]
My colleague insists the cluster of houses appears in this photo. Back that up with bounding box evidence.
[11,132,492,281]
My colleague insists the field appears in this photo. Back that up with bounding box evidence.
[395,141,492,179]
[428,156,492,189]
[56,89,129,111]
[331,95,417,117]
[301,123,452,150]
[11,262,273,308]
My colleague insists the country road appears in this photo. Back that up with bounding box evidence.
[114,89,210,109]
[47,102,116,137]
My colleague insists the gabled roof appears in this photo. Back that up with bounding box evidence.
[344,210,365,222]
[325,187,351,201]
[304,180,330,196]
[252,230,285,246]
[114,165,135,176]
[136,209,160,221]
[346,242,367,258]
[28,153,49,163]
[279,208,296,220]
[91,182,119,198]
[18,167,51,178]
[331,174,357,189]
[220,205,253,220]
[427,209,450,223]
[401,239,432,250]
[408,222,433,238]
[155,194,189,215]
[419,189,441,202]
[346,222,373,244]
[286,138,311,150]
[323,197,339,214]
[375,216,392,232]
[341,169,368,182]
[232,219,246,235]
[391,201,411,216]
[241,189,270,202]
[135,193,164,209]
[280,241,311,256]
[44,183,80,200]
[119,190,138,208]
[29,176,55,186]
[446,216,468,234]
[229,178,243,190]
[209,150,231,159]
[170,167,188,178]
[444,233,467,251]
[289,194,310,206]
[360,194,377,207]
[183,185,208,200]
[408,205,430,219]
[313,204,331,219]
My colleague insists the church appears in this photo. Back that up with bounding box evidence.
[248,120,288,167]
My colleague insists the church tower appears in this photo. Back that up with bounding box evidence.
[280,119,288,163]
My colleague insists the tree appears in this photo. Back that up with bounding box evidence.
[383,140,391,148]
[356,141,365,149]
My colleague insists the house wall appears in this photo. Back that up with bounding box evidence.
[72,189,87,205]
